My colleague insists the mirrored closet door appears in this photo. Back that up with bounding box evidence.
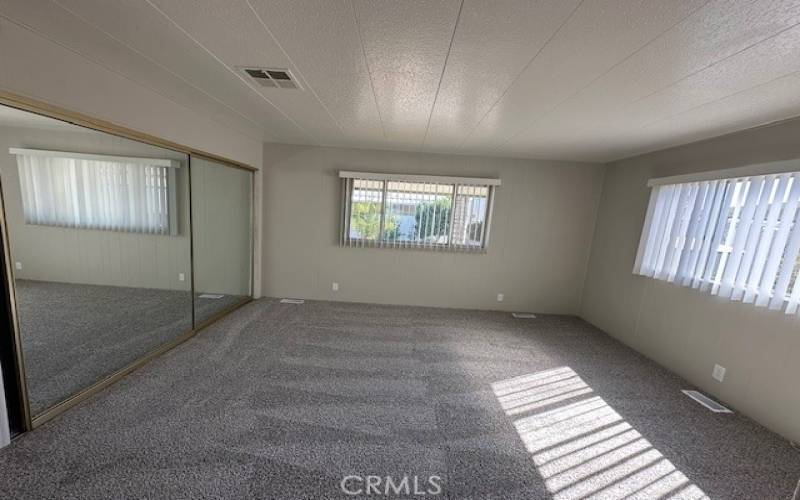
[0,102,253,426]
[190,157,253,326]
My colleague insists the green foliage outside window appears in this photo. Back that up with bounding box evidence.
[415,199,451,241]
[351,201,397,240]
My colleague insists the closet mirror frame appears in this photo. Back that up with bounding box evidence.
[0,90,256,431]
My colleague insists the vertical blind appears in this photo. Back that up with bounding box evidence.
[339,171,499,252]
[634,171,800,313]
[11,149,178,235]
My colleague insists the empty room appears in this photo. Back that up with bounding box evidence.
[0,1,799,499]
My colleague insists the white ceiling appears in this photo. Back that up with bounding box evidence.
[2,0,800,162]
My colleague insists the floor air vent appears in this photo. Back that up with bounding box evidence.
[280,298,305,304]
[682,390,732,413]
[512,313,537,319]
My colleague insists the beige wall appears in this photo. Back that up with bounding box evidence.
[581,117,800,443]
[262,143,605,313]
[0,125,192,291]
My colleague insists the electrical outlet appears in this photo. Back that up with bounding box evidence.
[712,364,726,382]
[497,293,504,302]
[178,273,185,282]
[332,282,339,292]
[14,262,22,270]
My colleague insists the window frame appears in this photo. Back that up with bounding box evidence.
[339,171,500,252]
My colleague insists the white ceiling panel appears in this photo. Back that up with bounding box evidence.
[501,70,800,162]
[503,0,800,155]
[247,0,385,148]
[3,0,800,162]
[421,0,580,152]
[459,0,708,154]
[352,0,461,146]
[503,16,800,161]
[614,71,800,158]
[627,25,800,128]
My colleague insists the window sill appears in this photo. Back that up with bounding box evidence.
[341,239,487,254]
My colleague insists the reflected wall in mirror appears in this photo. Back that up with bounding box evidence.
[190,157,252,325]
[0,104,192,416]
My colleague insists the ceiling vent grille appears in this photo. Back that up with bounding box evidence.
[240,67,300,90]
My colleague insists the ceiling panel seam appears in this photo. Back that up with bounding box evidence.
[142,0,315,144]
[494,2,800,161]
[490,0,714,154]
[350,0,386,140]
[420,0,464,150]
[0,11,263,143]
[453,0,586,150]
[641,69,800,131]
[246,0,349,140]
[630,19,800,107]
[49,0,269,141]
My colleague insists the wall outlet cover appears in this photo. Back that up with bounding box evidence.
[497,293,504,302]
[332,282,339,291]
[14,262,22,270]
[712,364,726,382]
[178,273,185,282]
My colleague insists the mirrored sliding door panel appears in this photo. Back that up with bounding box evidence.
[190,157,252,325]
[0,104,192,416]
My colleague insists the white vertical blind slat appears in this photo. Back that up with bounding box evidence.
[759,176,800,307]
[663,183,700,282]
[675,181,711,283]
[687,181,726,288]
[743,174,790,303]
[717,177,765,297]
[700,182,737,294]
[652,184,685,280]
[731,175,776,300]
[643,185,677,277]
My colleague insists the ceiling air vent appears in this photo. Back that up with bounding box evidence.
[240,67,301,90]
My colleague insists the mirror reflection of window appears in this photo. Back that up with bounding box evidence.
[14,149,179,235]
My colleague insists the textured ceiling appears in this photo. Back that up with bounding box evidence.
[2,0,800,162]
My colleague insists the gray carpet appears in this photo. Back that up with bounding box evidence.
[0,298,798,499]
[15,279,247,415]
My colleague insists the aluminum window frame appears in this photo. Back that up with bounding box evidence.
[339,171,500,252]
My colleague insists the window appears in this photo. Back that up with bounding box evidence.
[11,148,179,235]
[340,171,499,251]
[633,170,800,313]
